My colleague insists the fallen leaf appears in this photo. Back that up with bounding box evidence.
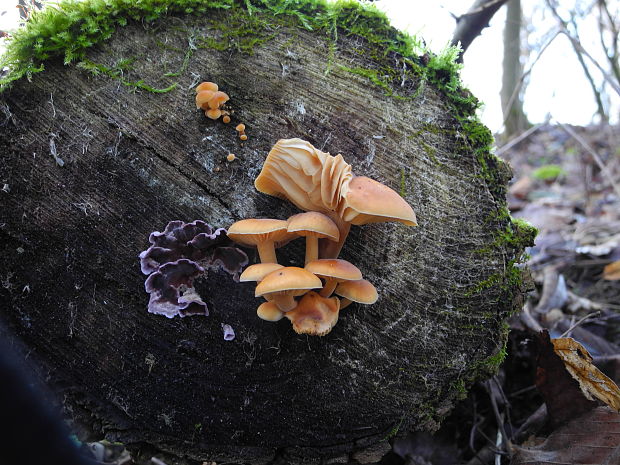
[536,330,599,428]
[510,407,620,465]
[552,337,620,412]
[604,260,620,280]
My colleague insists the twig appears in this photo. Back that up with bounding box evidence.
[556,121,620,198]
[485,379,511,454]
[559,311,601,338]
[593,354,620,364]
[495,121,546,157]
[546,0,620,97]
[459,0,509,17]
[520,301,543,333]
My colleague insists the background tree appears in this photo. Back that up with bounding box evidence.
[501,0,529,139]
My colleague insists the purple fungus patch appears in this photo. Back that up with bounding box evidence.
[140,220,249,318]
[139,220,230,275]
[211,247,249,281]
[222,324,235,341]
[145,259,207,318]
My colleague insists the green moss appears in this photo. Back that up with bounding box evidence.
[450,378,468,400]
[197,8,278,54]
[77,58,178,92]
[0,0,464,107]
[382,415,405,440]
[532,164,565,180]
[399,168,406,197]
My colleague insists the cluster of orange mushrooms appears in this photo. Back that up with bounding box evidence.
[226,138,417,336]
[195,81,231,122]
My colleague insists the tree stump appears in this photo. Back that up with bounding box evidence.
[0,2,535,463]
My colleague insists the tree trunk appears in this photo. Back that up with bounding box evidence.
[0,2,534,464]
[501,0,529,139]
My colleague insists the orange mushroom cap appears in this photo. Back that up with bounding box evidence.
[227,218,296,263]
[196,82,218,92]
[240,263,284,282]
[195,90,215,109]
[208,91,230,109]
[227,219,292,247]
[305,258,363,297]
[342,176,417,226]
[255,267,321,298]
[287,212,339,241]
[285,291,340,336]
[206,108,222,120]
[335,279,378,308]
[305,259,362,282]
[255,266,322,311]
[256,301,284,322]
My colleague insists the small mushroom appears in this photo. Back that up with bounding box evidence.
[208,91,230,109]
[285,291,340,336]
[227,218,296,264]
[287,212,339,265]
[305,258,362,297]
[240,263,284,300]
[334,279,378,309]
[196,90,215,109]
[256,301,284,322]
[254,266,322,311]
[196,82,218,92]
[205,108,222,120]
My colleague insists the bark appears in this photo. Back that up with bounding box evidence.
[451,0,510,61]
[0,5,532,465]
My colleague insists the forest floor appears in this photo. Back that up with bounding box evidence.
[81,124,620,465]
[383,122,620,465]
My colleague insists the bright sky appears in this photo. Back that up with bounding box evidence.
[1,0,617,133]
[374,0,619,132]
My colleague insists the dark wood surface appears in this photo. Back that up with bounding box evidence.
[0,8,526,464]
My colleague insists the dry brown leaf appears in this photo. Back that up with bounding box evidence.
[604,260,620,280]
[511,406,620,465]
[552,337,620,412]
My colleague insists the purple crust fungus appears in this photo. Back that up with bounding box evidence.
[145,259,208,318]
[139,220,249,318]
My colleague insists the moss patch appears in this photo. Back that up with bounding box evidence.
[0,0,460,100]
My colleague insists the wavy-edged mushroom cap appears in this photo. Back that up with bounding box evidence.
[305,258,362,297]
[240,263,284,282]
[285,291,340,336]
[254,138,353,213]
[196,82,218,92]
[256,301,284,322]
[255,267,322,311]
[342,176,417,226]
[287,212,340,264]
[335,279,378,309]
[227,219,295,264]
[195,90,215,109]
[208,91,230,109]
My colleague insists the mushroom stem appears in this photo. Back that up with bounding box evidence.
[320,279,338,298]
[339,298,353,309]
[305,237,319,265]
[319,214,350,259]
[272,294,298,312]
[257,242,278,263]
